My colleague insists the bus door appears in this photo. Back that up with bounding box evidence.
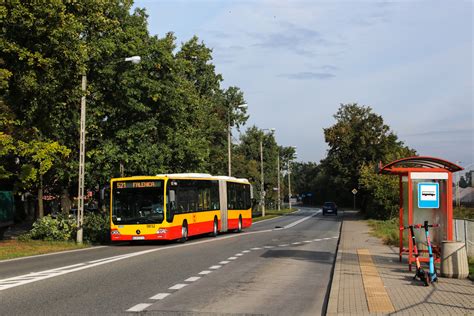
[219,180,228,232]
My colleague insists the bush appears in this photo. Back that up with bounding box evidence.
[28,215,76,241]
[83,212,109,244]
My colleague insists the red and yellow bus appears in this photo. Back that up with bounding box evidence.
[110,173,253,242]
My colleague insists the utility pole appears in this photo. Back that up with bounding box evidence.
[277,152,281,211]
[227,103,247,177]
[259,128,274,217]
[260,138,265,217]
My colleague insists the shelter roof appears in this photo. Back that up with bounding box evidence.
[379,156,463,175]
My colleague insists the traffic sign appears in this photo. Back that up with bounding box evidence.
[352,188,358,195]
[417,183,439,208]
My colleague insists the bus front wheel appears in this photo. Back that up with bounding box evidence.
[180,222,188,243]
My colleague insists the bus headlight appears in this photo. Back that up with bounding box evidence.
[157,229,168,234]
[111,229,121,235]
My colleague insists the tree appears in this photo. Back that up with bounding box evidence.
[1,1,251,224]
[322,103,415,208]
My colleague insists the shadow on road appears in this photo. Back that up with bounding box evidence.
[261,249,333,264]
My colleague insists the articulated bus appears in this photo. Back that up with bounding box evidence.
[110,173,253,242]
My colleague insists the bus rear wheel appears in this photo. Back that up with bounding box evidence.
[180,222,188,243]
[210,217,218,237]
[236,216,242,233]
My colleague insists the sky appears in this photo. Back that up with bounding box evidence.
[133,0,473,170]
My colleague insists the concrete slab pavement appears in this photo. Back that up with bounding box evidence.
[327,211,474,315]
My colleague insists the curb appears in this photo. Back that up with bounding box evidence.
[325,209,345,315]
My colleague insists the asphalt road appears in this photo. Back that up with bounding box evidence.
[0,207,341,315]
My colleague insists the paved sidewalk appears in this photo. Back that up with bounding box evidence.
[327,211,474,315]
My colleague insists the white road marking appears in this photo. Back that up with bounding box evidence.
[185,276,201,282]
[264,246,275,249]
[242,250,250,253]
[169,283,187,290]
[279,244,289,247]
[283,214,316,229]
[313,239,322,241]
[252,209,303,225]
[304,240,312,243]
[127,303,151,312]
[150,293,170,300]
[209,265,221,270]
[251,247,262,250]
[219,261,230,264]
[199,270,212,275]
[292,242,302,245]
[235,253,243,256]
[228,257,237,260]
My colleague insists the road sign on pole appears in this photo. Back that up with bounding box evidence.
[352,188,358,210]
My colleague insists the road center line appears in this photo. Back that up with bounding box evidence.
[126,303,151,312]
[198,270,212,275]
[209,265,221,270]
[185,276,201,282]
[150,293,170,300]
[169,283,187,290]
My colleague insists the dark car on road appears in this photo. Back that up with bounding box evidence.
[322,202,337,216]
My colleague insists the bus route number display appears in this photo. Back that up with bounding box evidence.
[115,181,161,189]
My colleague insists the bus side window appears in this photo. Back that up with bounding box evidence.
[167,189,176,222]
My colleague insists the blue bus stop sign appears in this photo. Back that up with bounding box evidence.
[417,182,439,208]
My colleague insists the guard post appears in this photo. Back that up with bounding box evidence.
[379,156,463,271]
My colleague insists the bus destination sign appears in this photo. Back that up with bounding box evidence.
[115,181,162,189]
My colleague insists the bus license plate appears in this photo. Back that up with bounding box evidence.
[132,236,145,240]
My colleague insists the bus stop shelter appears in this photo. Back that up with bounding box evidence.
[379,156,463,270]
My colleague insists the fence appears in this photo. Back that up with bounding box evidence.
[453,218,474,257]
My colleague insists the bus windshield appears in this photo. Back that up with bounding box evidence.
[112,180,164,225]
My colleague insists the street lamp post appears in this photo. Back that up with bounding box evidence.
[260,128,275,217]
[277,151,281,211]
[76,55,141,244]
[288,160,292,210]
[288,147,297,210]
[228,103,247,177]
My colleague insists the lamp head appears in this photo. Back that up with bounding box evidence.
[125,56,141,64]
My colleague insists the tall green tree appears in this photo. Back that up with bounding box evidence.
[316,103,416,218]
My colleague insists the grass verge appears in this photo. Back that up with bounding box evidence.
[0,240,89,261]
[253,208,296,222]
